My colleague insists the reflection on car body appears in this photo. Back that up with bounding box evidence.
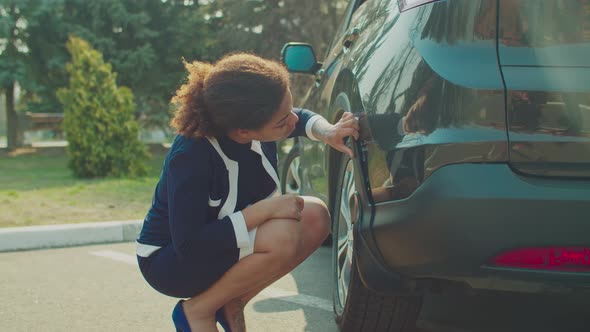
[280,0,590,331]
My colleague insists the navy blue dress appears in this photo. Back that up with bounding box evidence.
[136,108,320,298]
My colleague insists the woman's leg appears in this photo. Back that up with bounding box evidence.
[183,219,301,332]
[222,197,331,330]
[238,196,330,304]
[182,196,331,332]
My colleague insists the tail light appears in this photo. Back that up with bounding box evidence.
[398,0,442,12]
[491,247,590,272]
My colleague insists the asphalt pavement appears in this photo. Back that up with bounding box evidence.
[0,243,338,332]
[2,242,589,332]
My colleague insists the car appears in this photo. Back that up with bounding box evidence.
[279,0,590,331]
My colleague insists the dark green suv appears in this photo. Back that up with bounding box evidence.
[281,0,590,331]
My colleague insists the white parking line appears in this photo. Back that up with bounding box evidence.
[89,250,332,312]
[257,287,332,312]
[90,250,137,264]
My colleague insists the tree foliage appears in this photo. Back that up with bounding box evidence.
[207,0,349,104]
[2,0,347,143]
[58,0,217,132]
[209,0,347,59]
[57,36,149,178]
[0,0,38,149]
[22,0,217,132]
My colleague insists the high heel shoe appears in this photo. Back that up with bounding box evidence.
[215,308,232,332]
[172,300,191,332]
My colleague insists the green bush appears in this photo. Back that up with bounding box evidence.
[57,36,149,178]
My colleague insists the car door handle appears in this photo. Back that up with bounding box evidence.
[315,68,325,83]
[343,26,361,48]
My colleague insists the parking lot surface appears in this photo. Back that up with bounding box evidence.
[0,243,337,332]
[2,242,589,332]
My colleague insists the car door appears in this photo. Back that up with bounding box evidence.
[353,0,508,205]
[298,0,368,201]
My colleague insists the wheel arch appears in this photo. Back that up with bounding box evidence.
[326,68,366,217]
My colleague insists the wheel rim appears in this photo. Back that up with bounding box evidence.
[336,159,355,312]
[284,155,301,194]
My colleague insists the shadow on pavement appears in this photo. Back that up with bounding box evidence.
[253,246,338,332]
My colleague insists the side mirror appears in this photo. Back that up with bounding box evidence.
[280,43,320,74]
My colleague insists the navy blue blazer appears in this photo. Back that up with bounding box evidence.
[136,108,321,261]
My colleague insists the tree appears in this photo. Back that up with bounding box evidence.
[57,36,149,178]
[57,0,217,134]
[23,0,217,133]
[0,0,70,148]
[2,0,345,144]
[20,0,70,114]
[207,0,348,104]
[208,0,347,59]
[0,0,32,150]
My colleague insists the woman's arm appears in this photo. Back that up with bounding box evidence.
[290,109,360,158]
[166,146,304,262]
[288,108,322,139]
[310,112,360,157]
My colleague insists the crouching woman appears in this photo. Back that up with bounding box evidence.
[136,53,359,332]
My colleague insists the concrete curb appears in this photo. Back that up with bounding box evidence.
[0,142,170,157]
[0,220,142,252]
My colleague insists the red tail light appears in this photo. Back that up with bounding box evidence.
[492,247,590,272]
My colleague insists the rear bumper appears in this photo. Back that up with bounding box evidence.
[355,163,590,294]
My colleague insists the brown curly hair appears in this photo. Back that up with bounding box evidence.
[171,53,291,138]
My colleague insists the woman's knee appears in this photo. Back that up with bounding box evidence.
[301,197,331,237]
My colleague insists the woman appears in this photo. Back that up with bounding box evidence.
[136,53,359,332]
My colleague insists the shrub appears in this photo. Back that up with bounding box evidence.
[57,36,149,178]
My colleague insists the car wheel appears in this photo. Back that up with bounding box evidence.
[332,153,422,332]
[280,145,302,195]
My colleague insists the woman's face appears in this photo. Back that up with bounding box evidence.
[252,89,299,142]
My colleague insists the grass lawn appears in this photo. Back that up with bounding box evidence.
[0,153,166,228]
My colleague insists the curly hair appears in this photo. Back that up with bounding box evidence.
[171,53,291,138]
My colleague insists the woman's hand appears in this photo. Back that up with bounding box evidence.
[242,194,304,230]
[312,112,360,158]
[263,194,304,221]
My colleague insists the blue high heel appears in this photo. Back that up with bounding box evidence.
[215,308,232,332]
[172,300,191,332]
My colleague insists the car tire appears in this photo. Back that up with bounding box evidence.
[280,145,302,195]
[332,153,422,332]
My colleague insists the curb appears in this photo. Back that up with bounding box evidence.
[0,142,170,157]
[0,220,142,252]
